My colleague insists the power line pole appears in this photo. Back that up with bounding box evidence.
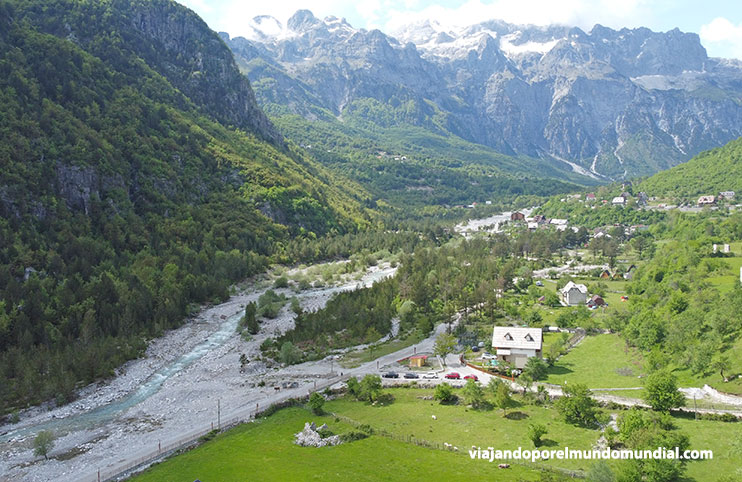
[218,398,221,429]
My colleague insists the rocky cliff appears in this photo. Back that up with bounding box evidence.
[226,10,742,180]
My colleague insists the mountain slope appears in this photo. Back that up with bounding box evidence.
[639,136,742,198]
[225,11,742,181]
[0,0,372,411]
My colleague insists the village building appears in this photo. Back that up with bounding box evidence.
[585,193,596,201]
[409,355,427,368]
[561,281,588,306]
[719,191,735,200]
[587,295,606,308]
[511,211,526,221]
[612,196,626,206]
[491,326,543,369]
[698,195,716,206]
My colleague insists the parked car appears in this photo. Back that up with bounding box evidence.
[382,372,399,378]
[470,346,480,352]
[444,372,460,379]
[421,373,437,379]
[403,372,419,379]
[463,374,478,381]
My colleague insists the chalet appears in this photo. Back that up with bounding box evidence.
[698,195,716,206]
[623,265,637,280]
[612,196,626,207]
[511,211,526,222]
[491,326,543,369]
[599,270,611,279]
[585,193,596,201]
[550,218,568,227]
[587,295,606,308]
[533,215,547,224]
[561,281,588,306]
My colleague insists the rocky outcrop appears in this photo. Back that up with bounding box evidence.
[226,11,742,180]
[294,422,342,447]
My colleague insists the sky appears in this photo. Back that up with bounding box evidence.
[177,0,742,60]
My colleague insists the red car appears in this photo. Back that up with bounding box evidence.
[444,372,460,379]
[463,374,478,381]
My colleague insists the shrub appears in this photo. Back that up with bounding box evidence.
[340,431,370,443]
[308,392,325,415]
[434,383,457,404]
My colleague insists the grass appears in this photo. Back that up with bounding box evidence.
[132,389,740,481]
[340,331,426,368]
[675,415,742,481]
[544,334,645,389]
[132,404,542,482]
[325,389,600,473]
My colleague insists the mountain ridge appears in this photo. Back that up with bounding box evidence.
[225,10,742,181]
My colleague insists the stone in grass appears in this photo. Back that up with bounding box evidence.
[294,422,342,447]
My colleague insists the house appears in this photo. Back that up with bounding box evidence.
[587,295,606,308]
[511,212,526,221]
[698,195,716,206]
[491,326,543,369]
[599,270,612,279]
[561,281,588,306]
[719,191,735,200]
[550,218,568,227]
[636,192,649,205]
[612,196,626,206]
[533,215,547,224]
[527,222,539,231]
[624,265,637,280]
[409,355,427,368]
[586,193,596,201]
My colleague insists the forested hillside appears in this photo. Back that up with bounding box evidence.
[640,137,742,198]
[0,0,374,412]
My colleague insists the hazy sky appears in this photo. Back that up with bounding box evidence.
[177,0,742,59]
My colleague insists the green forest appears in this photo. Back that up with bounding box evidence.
[0,0,376,412]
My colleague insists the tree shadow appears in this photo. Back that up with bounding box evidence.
[538,438,558,447]
[505,411,529,420]
[547,365,574,376]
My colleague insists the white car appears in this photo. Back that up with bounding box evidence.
[421,373,438,379]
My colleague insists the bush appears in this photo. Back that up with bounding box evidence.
[434,383,457,404]
[273,276,289,288]
[340,431,369,443]
[528,423,547,447]
[308,392,325,415]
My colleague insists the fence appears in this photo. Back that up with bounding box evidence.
[85,374,346,482]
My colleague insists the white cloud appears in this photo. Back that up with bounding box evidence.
[700,17,742,59]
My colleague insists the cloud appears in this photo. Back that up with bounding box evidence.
[700,17,742,59]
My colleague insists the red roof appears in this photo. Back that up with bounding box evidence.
[410,355,428,360]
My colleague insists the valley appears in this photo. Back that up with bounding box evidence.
[1,1,742,481]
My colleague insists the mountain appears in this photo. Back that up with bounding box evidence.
[639,136,742,198]
[224,10,742,181]
[0,0,373,411]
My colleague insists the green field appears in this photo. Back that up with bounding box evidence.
[325,389,599,473]
[132,388,740,482]
[545,334,644,389]
[132,404,542,482]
